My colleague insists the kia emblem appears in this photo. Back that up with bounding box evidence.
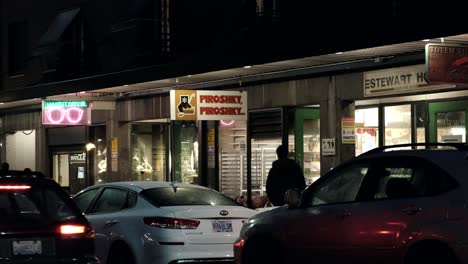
[220,210,229,216]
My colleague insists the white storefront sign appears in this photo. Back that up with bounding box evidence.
[170,90,247,121]
[321,138,336,156]
[363,64,454,97]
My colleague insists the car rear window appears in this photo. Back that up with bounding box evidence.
[0,184,77,227]
[141,187,238,207]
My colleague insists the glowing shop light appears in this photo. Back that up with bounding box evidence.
[45,107,85,124]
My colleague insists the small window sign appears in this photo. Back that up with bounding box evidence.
[322,138,336,156]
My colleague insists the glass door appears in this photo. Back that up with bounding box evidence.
[429,100,468,143]
[294,108,320,185]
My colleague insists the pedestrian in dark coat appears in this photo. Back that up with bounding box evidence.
[266,145,306,206]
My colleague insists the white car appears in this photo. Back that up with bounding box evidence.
[72,181,257,264]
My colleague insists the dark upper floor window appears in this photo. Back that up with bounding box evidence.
[8,21,28,76]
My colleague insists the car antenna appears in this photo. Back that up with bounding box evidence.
[170,181,178,193]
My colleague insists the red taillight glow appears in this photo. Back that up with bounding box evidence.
[234,239,245,264]
[143,217,200,229]
[0,185,31,190]
[59,224,86,235]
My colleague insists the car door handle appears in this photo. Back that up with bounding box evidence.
[402,206,423,215]
[104,220,119,227]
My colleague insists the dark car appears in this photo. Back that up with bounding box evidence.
[0,170,99,264]
[235,143,468,264]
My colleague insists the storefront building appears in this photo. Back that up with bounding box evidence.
[2,43,468,205]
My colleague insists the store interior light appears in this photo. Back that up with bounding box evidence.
[86,143,96,151]
[220,120,235,126]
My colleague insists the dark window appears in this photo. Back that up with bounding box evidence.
[141,187,238,207]
[364,156,458,201]
[303,162,369,206]
[0,185,77,227]
[8,21,28,76]
[93,188,129,213]
[73,188,100,212]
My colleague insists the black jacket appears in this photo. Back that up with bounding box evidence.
[266,158,306,206]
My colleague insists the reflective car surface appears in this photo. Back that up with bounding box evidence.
[0,170,99,264]
[235,144,468,264]
[73,181,257,264]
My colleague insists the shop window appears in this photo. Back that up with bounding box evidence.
[250,136,280,196]
[219,120,247,199]
[415,103,426,143]
[355,108,379,156]
[384,105,411,146]
[90,126,106,184]
[131,123,168,182]
[6,130,36,170]
[178,122,198,184]
[437,111,465,143]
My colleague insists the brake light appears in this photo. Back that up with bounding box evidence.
[58,224,95,239]
[0,185,31,190]
[234,239,245,264]
[59,224,86,235]
[144,217,200,229]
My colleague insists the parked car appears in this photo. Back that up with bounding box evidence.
[72,181,257,264]
[0,170,99,264]
[235,143,468,264]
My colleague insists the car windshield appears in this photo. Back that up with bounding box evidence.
[0,184,77,227]
[141,187,239,206]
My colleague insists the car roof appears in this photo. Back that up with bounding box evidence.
[0,170,57,185]
[85,181,211,193]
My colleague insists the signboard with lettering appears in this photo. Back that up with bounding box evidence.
[69,153,86,164]
[363,64,454,97]
[341,117,355,144]
[322,138,336,156]
[170,90,247,121]
[426,43,468,84]
[42,100,90,126]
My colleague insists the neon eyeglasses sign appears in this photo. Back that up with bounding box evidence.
[42,100,89,125]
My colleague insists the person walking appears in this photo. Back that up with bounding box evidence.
[266,145,306,206]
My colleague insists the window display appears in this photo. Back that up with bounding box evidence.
[131,123,168,182]
[178,122,199,184]
[437,111,465,143]
[355,108,379,156]
[384,105,411,146]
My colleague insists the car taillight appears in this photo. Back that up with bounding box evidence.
[0,185,31,190]
[58,224,95,239]
[234,239,245,264]
[143,217,200,229]
[60,224,86,234]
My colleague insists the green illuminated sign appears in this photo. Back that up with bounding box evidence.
[42,100,88,108]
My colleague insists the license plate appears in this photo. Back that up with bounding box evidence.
[12,240,42,255]
[212,220,233,232]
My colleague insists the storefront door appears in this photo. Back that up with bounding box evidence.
[295,108,320,185]
[52,151,87,195]
[429,100,468,143]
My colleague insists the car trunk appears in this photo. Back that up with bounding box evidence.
[163,206,254,244]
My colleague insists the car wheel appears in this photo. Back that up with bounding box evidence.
[107,242,135,264]
[405,241,458,264]
[243,237,284,264]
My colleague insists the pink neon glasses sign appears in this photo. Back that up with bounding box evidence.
[42,100,89,125]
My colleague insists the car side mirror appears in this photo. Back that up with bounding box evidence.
[284,188,301,209]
